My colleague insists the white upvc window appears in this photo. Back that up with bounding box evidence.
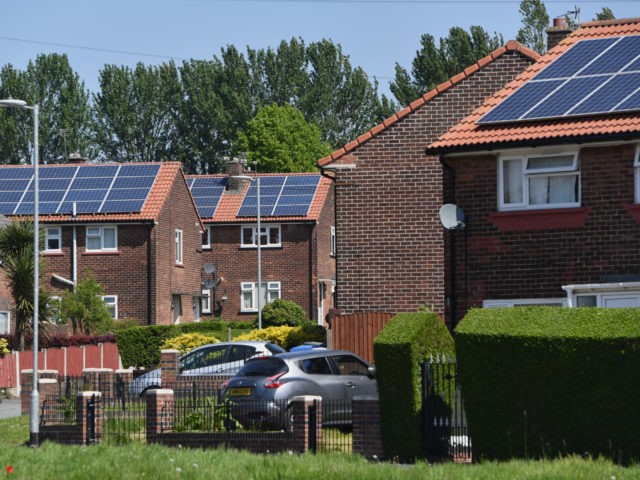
[240,281,281,312]
[634,146,640,203]
[175,229,183,265]
[201,288,211,314]
[241,225,281,248]
[86,225,117,252]
[483,298,567,308]
[202,225,211,250]
[0,311,9,334]
[48,296,63,324]
[563,282,640,308]
[330,226,336,257]
[45,227,62,252]
[498,151,580,211]
[102,295,118,319]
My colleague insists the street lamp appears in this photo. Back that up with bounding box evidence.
[0,98,40,447]
[232,174,263,329]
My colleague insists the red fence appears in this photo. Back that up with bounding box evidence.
[0,343,121,391]
[330,312,394,364]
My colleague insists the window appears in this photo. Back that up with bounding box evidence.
[48,296,63,324]
[241,225,281,248]
[241,281,281,312]
[86,226,117,252]
[102,295,118,319]
[499,152,580,210]
[202,226,211,249]
[483,298,566,308]
[635,146,640,203]
[330,226,336,257]
[201,288,211,314]
[0,311,9,335]
[563,282,640,307]
[181,344,227,370]
[175,229,183,265]
[45,227,61,252]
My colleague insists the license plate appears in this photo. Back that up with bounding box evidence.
[229,387,251,396]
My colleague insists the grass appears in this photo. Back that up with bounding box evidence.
[1,415,640,479]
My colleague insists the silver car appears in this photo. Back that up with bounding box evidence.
[128,341,285,396]
[223,349,377,429]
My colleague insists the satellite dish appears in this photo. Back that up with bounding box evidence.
[203,263,216,275]
[439,204,465,230]
[203,279,216,290]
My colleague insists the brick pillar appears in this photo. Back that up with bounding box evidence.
[352,396,384,459]
[290,395,322,453]
[21,370,58,415]
[160,350,180,388]
[38,379,60,425]
[76,391,102,445]
[146,389,174,444]
[82,368,114,399]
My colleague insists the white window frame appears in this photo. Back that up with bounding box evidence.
[634,145,640,203]
[201,288,211,314]
[102,295,118,319]
[240,281,281,312]
[45,227,62,253]
[563,281,640,308]
[498,151,580,211]
[483,298,567,308]
[0,310,10,334]
[330,226,336,257]
[86,225,118,252]
[202,225,211,250]
[241,225,281,248]
[175,229,183,265]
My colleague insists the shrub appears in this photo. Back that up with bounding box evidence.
[260,299,307,327]
[160,333,220,355]
[373,311,454,462]
[0,338,9,355]
[233,323,326,350]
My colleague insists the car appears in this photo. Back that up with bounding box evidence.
[222,349,377,430]
[128,341,285,396]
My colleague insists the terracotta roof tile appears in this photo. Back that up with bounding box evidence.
[427,18,640,154]
[318,41,540,167]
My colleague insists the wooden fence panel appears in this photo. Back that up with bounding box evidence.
[331,312,394,364]
[0,353,16,388]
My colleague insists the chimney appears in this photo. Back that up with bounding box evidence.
[67,153,87,164]
[226,158,247,192]
[546,17,577,51]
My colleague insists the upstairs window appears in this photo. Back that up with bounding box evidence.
[86,226,117,252]
[175,229,183,265]
[499,152,580,211]
[202,226,211,250]
[45,227,62,253]
[330,226,336,257]
[241,225,281,248]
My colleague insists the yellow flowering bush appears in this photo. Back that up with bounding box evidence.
[160,333,219,355]
[233,324,325,350]
[0,338,9,355]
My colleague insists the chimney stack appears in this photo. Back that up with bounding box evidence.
[226,158,247,192]
[546,17,577,51]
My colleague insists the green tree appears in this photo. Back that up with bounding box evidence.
[235,103,331,172]
[259,298,308,327]
[595,7,615,21]
[516,0,550,54]
[0,220,51,351]
[0,54,92,164]
[60,273,113,335]
[92,62,182,162]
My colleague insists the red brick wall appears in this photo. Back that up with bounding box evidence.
[449,143,640,319]
[331,51,536,319]
[315,182,336,324]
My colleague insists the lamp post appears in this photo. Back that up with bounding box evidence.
[232,174,262,329]
[0,98,40,446]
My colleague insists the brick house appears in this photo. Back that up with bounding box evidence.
[318,41,539,325]
[187,162,335,324]
[426,18,640,323]
[0,160,204,333]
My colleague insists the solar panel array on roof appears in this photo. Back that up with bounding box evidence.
[187,177,228,218]
[237,175,320,217]
[0,164,160,216]
[478,35,640,124]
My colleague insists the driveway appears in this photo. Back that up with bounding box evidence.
[0,398,21,419]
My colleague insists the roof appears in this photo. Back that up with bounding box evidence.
[427,18,640,155]
[318,41,541,167]
[186,172,332,224]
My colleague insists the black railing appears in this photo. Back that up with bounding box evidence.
[86,394,96,444]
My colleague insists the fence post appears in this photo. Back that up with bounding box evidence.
[77,391,101,445]
[146,389,174,444]
[290,395,322,453]
[160,350,180,389]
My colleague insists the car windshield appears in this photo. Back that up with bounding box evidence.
[237,357,288,377]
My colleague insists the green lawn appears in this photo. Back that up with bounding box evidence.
[1,415,639,479]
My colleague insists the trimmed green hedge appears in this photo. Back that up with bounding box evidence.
[373,312,455,461]
[456,307,640,463]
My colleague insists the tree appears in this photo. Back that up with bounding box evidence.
[595,7,615,21]
[0,54,92,165]
[0,220,51,351]
[60,273,113,335]
[516,0,550,54]
[235,103,331,172]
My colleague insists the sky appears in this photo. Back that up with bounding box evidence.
[1,0,638,99]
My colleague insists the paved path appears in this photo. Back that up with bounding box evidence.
[0,399,21,419]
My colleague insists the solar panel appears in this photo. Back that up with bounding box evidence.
[478,35,640,124]
[237,175,320,217]
[187,176,228,218]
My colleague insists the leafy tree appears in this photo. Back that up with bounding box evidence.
[260,298,308,327]
[516,0,550,54]
[0,54,92,165]
[0,220,51,351]
[595,7,615,21]
[235,103,331,172]
[92,62,182,162]
[60,273,113,335]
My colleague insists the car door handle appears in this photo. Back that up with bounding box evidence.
[345,382,356,389]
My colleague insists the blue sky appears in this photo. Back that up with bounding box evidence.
[1,0,638,98]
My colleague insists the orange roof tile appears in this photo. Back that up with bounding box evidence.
[427,18,640,154]
[318,41,540,167]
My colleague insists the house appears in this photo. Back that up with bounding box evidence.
[426,18,640,323]
[0,158,204,332]
[187,161,335,324]
[318,41,540,325]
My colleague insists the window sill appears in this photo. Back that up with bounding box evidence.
[240,245,282,249]
[43,252,64,256]
[489,207,590,232]
[82,250,121,255]
[624,204,640,224]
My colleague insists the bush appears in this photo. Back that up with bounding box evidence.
[160,333,220,355]
[373,311,454,462]
[0,338,9,355]
[260,299,307,327]
[233,323,326,350]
